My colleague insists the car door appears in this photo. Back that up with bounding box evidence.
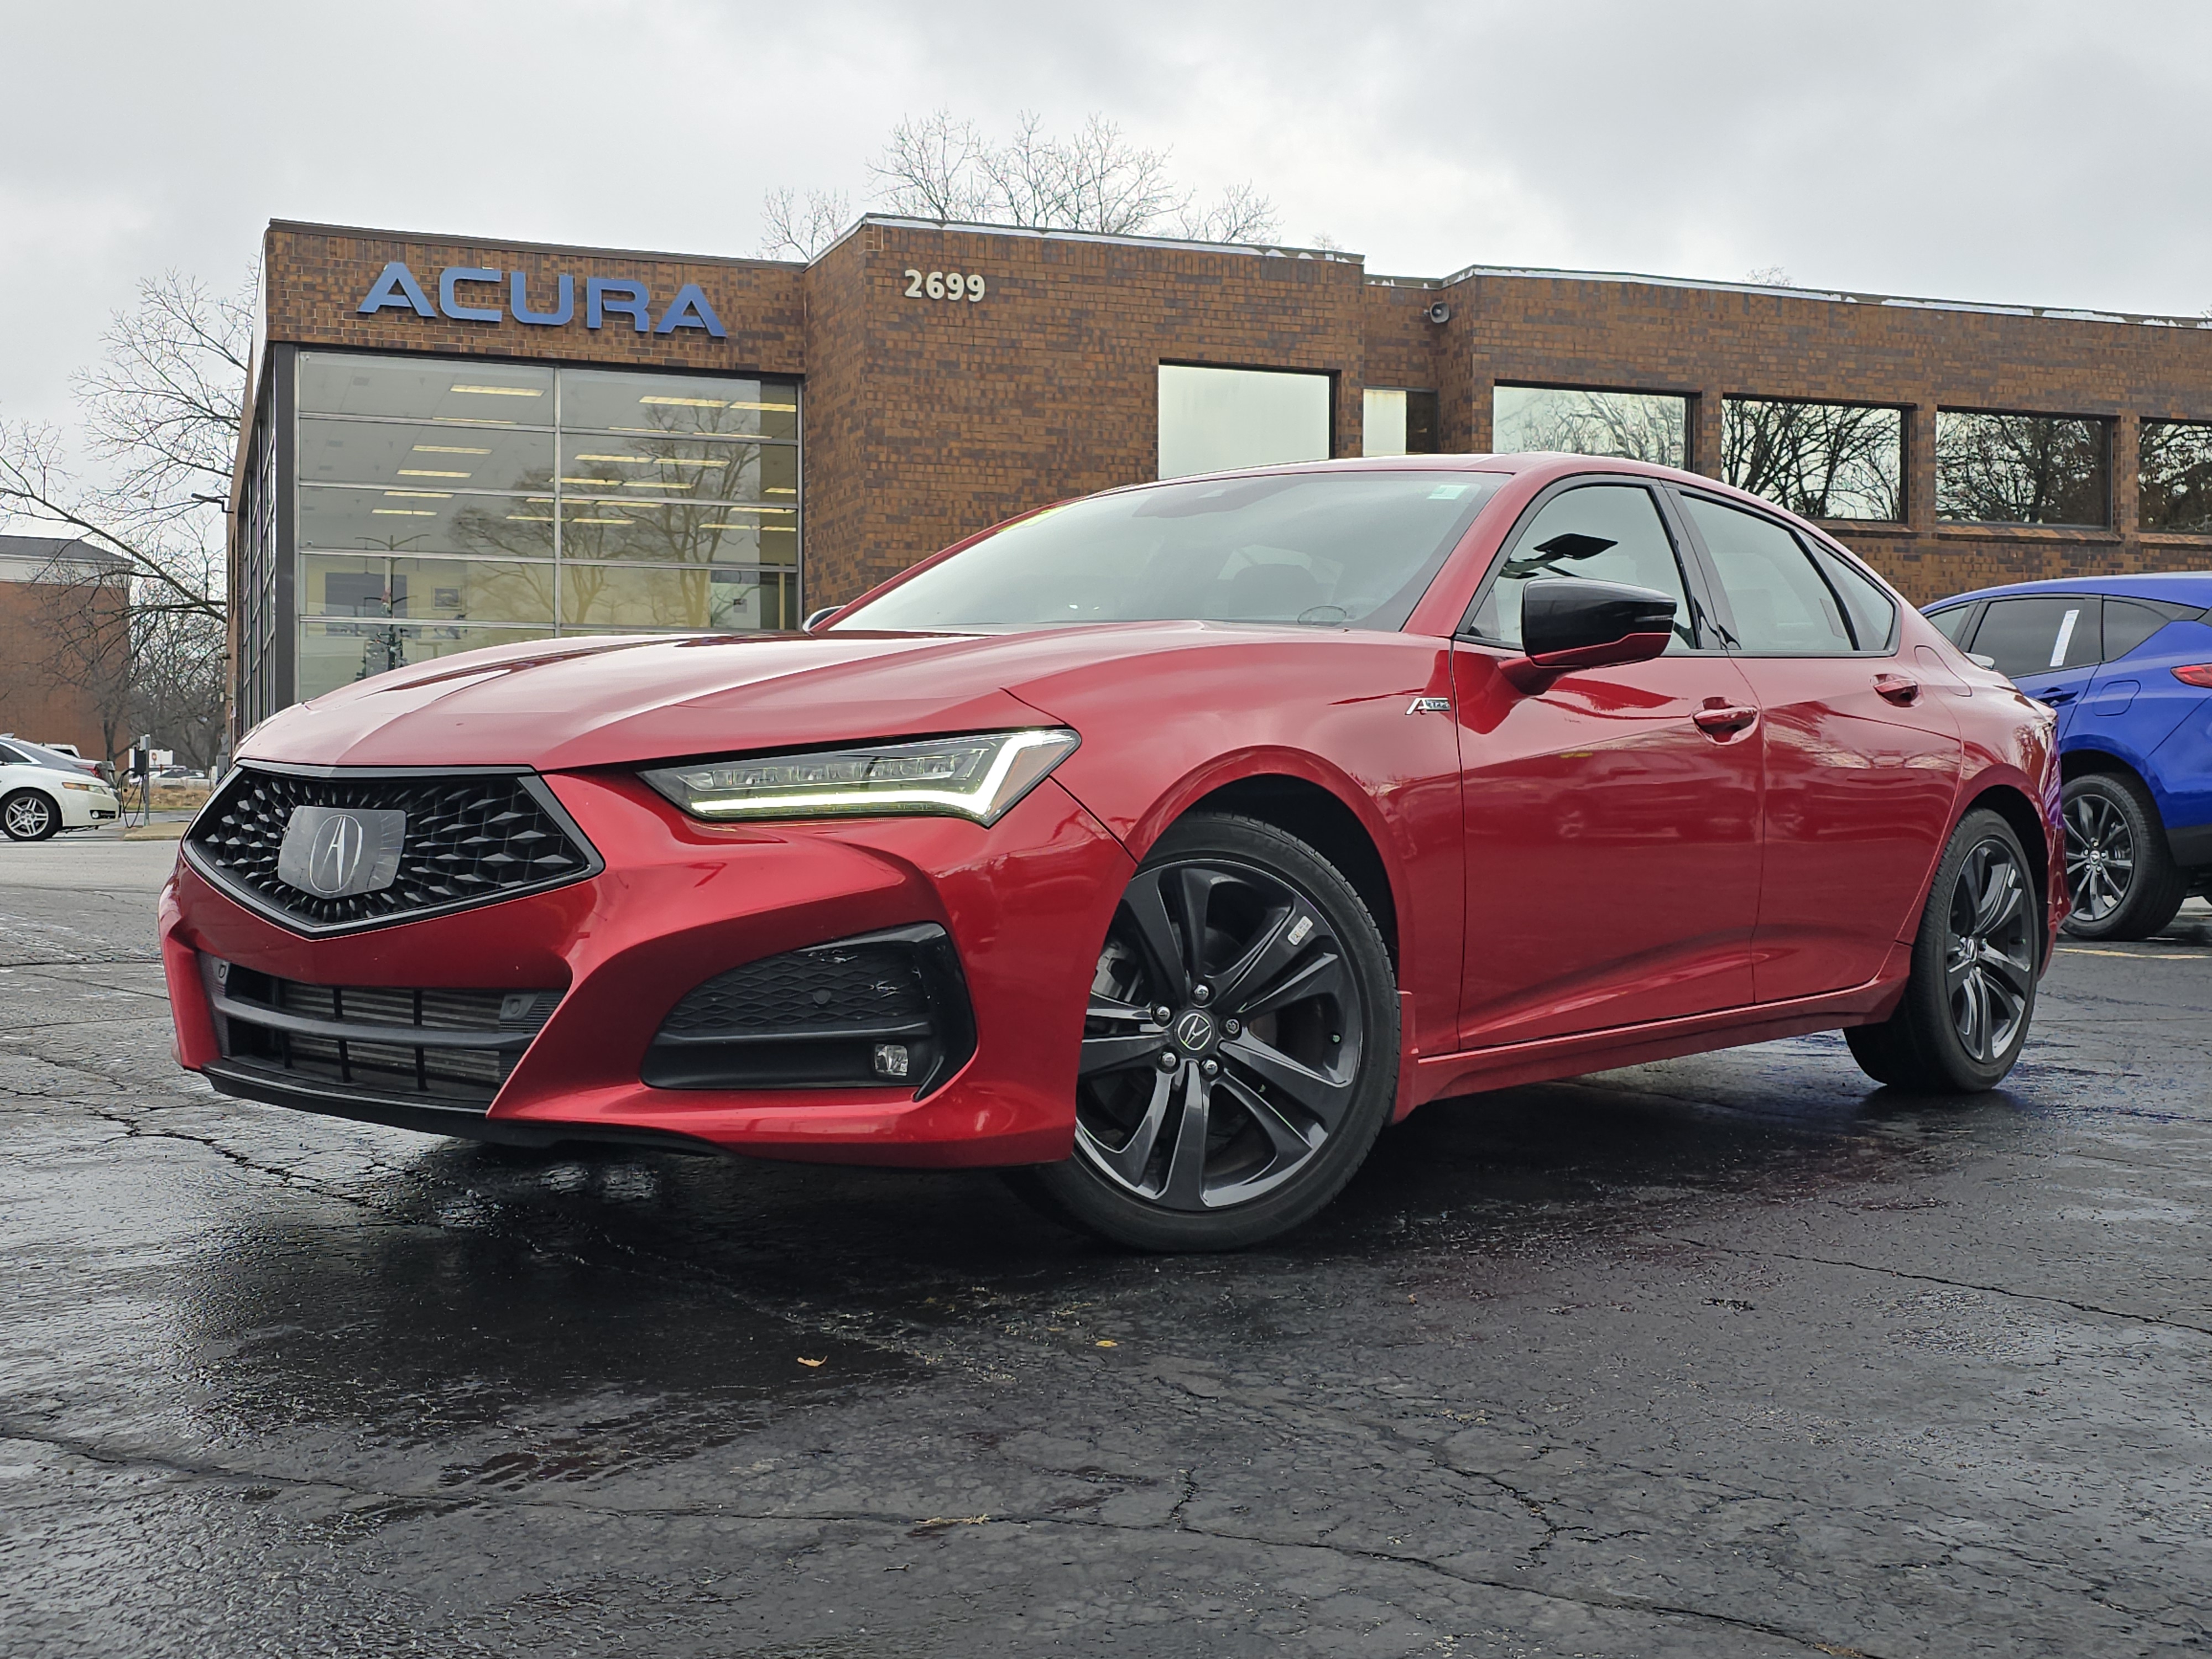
[1671,491,1964,1005]
[1968,595,2103,736]
[1450,478,1765,1049]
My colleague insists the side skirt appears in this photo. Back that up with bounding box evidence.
[1407,963,1910,1107]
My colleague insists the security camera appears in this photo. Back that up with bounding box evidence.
[1426,301,1451,325]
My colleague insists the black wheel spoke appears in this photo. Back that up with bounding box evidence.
[1212,902,1314,1011]
[1218,1071,1317,1164]
[1079,1028,1168,1077]
[1222,1031,1354,1131]
[1978,941,2035,1002]
[1077,1068,1176,1188]
[1121,870,1192,1004]
[1160,1066,1214,1209]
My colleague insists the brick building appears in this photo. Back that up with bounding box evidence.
[232,215,2212,729]
[0,535,131,760]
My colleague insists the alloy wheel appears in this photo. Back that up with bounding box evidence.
[3,794,55,841]
[1944,837,2036,1065]
[2063,791,2134,924]
[1074,857,1364,1211]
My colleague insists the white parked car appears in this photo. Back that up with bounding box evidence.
[0,739,121,840]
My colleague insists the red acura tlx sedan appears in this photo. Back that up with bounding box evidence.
[165,455,2064,1249]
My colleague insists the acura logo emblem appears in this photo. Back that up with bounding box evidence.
[1173,1010,1215,1052]
[309,814,366,892]
[276,805,408,899]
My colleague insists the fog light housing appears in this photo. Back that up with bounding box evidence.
[643,924,975,1095]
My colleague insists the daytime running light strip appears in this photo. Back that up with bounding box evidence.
[686,730,1070,820]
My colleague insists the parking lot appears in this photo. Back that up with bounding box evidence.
[3,835,2208,1658]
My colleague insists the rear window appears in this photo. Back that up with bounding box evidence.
[1924,605,1974,644]
[1970,597,2100,676]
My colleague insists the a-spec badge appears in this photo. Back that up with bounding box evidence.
[1406,697,1452,715]
[276,806,408,898]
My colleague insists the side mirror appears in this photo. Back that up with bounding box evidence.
[1498,578,1677,693]
[800,605,843,634]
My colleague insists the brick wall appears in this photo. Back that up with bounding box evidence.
[251,217,2212,627]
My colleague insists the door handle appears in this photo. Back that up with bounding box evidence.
[1873,671,1921,706]
[1692,703,1759,737]
[2028,686,2076,706]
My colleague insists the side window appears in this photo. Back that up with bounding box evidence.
[1968,597,2101,677]
[1925,605,1975,644]
[1466,483,1697,651]
[1679,494,1853,654]
[0,744,27,766]
[2103,599,2179,661]
[1805,541,1899,651]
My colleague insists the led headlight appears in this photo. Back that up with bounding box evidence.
[640,728,1080,825]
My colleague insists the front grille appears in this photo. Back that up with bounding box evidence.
[207,959,561,1108]
[645,924,974,1094]
[184,764,600,935]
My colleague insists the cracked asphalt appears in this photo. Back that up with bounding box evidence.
[3,839,2210,1658]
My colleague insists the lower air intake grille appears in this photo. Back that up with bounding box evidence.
[207,960,561,1109]
[184,764,600,935]
[644,924,973,1095]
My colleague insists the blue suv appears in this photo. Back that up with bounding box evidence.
[1926,574,2212,939]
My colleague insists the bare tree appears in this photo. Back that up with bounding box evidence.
[759,186,855,260]
[1,268,248,758]
[1743,265,1793,287]
[1724,398,1903,520]
[0,267,247,624]
[764,109,1280,253]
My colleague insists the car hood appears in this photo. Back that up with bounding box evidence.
[236,624,1318,770]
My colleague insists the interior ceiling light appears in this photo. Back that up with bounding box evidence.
[450,384,544,397]
[397,469,472,478]
[372,509,437,517]
[383,490,453,499]
[413,445,492,455]
[638,396,728,408]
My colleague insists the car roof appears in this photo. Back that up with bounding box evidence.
[1926,572,2212,611]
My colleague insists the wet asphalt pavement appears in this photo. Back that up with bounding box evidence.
[3,840,2209,1658]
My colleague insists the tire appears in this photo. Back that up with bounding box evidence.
[2060,771,2187,942]
[1846,807,2040,1093]
[1,790,60,842]
[1011,812,1400,1251]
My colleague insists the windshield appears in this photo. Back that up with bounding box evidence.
[836,469,1510,633]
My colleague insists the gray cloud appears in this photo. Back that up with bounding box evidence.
[6,0,2210,436]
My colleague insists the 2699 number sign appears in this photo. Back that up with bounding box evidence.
[904,268,986,302]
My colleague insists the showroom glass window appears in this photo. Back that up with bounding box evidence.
[2139,419,2212,533]
[1721,398,1903,522]
[291,351,800,701]
[1493,386,1688,469]
[1934,411,2109,526]
[1362,388,1441,457]
[1158,366,1331,480]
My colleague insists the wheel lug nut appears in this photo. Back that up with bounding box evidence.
[1152,1005,1173,1024]
[1223,1019,1241,1038]
[1201,1059,1219,1077]
[1156,1050,1180,1072]
[1192,984,1212,1005]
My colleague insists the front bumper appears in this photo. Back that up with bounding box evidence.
[58,788,118,828]
[163,770,1134,1166]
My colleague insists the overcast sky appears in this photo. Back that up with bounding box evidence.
[7,0,2212,437]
